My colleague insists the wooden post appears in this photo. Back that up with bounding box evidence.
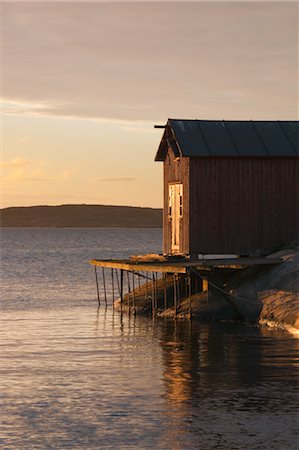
[146,271,149,309]
[163,273,167,311]
[132,271,136,316]
[173,273,177,318]
[102,267,107,306]
[94,266,100,306]
[202,275,209,292]
[116,269,120,297]
[155,272,158,310]
[120,269,124,310]
[176,273,180,314]
[152,272,155,318]
[126,270,131,314]
[188,270,192,319]
[111,268,115,309]
[127,270,131,293]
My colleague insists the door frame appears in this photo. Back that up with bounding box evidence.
[168,182,183,254]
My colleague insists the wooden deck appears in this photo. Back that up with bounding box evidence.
[89,256,282,274]
[89,254,283,316]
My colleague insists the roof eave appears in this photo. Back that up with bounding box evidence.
[155,120,184,161]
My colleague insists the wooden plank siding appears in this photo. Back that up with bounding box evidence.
[163,148,190,254]
[189,157,299,255]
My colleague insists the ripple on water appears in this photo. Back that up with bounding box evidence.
[0,307,298,449]
[0,229,298,449]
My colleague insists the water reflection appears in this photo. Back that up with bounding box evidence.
[159,320,298,401]
[157,320,299,449]
[1,307,298,449]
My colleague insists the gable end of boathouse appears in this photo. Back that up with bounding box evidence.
[155,119,299,257]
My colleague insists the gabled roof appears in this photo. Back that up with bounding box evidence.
[155,119,299,160]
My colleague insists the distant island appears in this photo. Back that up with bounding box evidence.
[0,204,163,228]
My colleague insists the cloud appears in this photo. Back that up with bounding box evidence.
[1,99,164,131]
[1,98,68,119]
[0,158,76,183]
[2,2,297,121]
[0,157,30,169]
[89,177,138,183]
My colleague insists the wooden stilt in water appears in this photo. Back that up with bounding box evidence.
[187,270,192,319]
[173,273,177,318]
[102,267,107,306]
[116,269,120,297]
[94,266,100,306]
[154,272,158,311]
[163,273,167,311]
[126,270,131,314]
[127,270,131,292]
[176,274,180,313]
[111,268,115,309]
[152,272,155,318]
[146,271,149,310]
[132,271,136,316]
[120,269,124,311]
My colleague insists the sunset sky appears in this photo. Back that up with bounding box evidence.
[1,0,298,208]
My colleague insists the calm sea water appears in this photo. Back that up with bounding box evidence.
[0,228,298,449]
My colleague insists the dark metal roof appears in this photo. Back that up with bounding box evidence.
[155,119,299,160]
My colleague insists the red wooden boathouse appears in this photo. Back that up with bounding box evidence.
[155,119,299,257]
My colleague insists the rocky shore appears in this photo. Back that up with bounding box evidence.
[114,246,299,335]
[228,246,299,334]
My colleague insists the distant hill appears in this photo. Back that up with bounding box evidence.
[0,205,163,228]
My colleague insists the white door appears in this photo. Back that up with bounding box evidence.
[168,183,183,253]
